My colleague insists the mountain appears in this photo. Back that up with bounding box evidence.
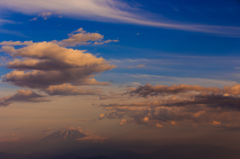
[42,127,87,142]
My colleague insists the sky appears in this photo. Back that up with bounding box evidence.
[1,0,240,154]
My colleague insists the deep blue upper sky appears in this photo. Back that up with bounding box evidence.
[0,0,240,85]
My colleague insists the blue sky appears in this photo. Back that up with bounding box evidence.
[1,0,240,84]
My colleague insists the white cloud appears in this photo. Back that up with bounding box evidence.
[0,0,240,37]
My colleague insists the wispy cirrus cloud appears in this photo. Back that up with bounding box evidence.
[0,0,240,37]
[0,19,13,25]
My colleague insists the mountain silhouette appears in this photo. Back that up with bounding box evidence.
[42,127,86,142]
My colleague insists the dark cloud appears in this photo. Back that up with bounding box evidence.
[0,90,49,106]
[128,83,240,97]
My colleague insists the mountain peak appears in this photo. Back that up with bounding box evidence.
[42,127,86,142]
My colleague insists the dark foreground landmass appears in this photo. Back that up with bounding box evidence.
[1,145,240,159]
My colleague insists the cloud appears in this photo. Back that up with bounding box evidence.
[1,41,115,88]
[0,19,13,26]
[99,84,240,129]
[29,17,38,21]
[0,90,49,106]
[0,28,116,98]
[99,113,105,120]
[0,0,240,37]
[29,12,52,21]
[0,28,118,48]
[0,45,16,53]
[128,74,237,88]
[0,41,33,46]
[128,83,240,97]
[44,84,102,96]
[127,64,146,69]
[128,83,222,97]
[94,39,119,45]
[100,103,240,128]
[39,12,51,19]
[55,28,118,47]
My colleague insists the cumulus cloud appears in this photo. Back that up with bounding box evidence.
[1,41,115,88]
[0,90,49,106]
[0,0,240,37]
[1,45,16,53]
[99,84,240,129]
[0,28,116,98]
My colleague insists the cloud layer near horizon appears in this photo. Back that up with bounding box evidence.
[0,0,240,37]
[99,84,240,130]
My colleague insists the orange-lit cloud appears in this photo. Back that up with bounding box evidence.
[99,84,240,129]
[1,41,115,88]
[53,28,118,47]
[0,41,33,46]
